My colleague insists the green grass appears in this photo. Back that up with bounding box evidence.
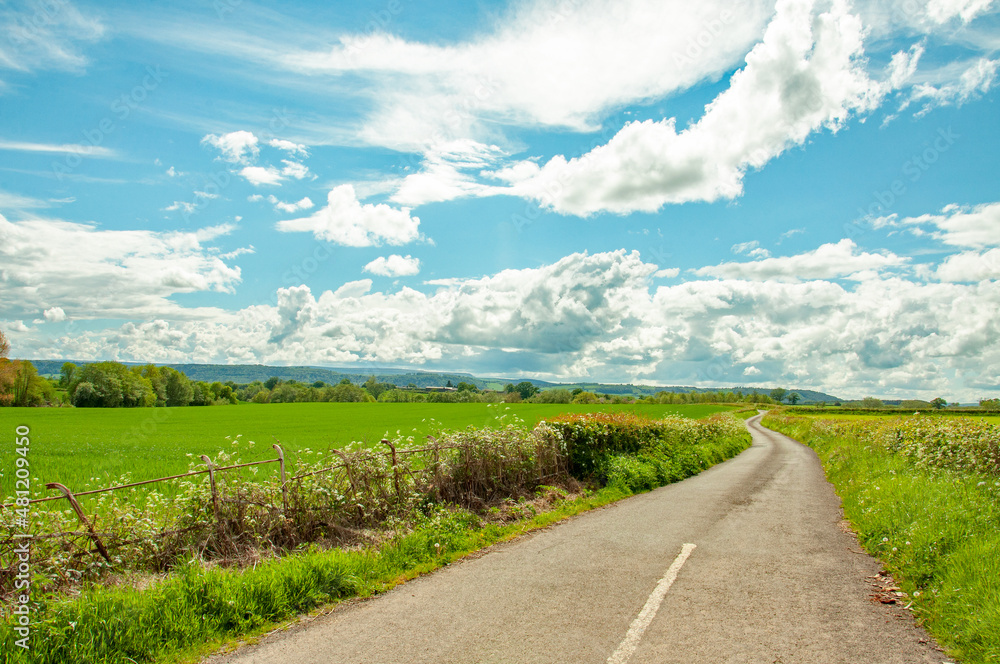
[764,414,1000,663]
[0,403,733,498]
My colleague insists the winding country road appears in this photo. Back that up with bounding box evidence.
[209,415,951,664]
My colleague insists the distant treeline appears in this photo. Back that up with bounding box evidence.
[7,353,994,411]
[1,354,784,408]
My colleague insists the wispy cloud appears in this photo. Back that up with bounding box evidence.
[0,189,51,210]
[0,140,117,157]
[0,1,105,75]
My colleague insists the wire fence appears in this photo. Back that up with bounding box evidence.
[0,426,571,593]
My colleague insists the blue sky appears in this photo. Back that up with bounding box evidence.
[1,0,999,400]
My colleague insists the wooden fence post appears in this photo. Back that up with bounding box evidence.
[383,438,401,501]
[428,435,441,499]
[333,449,365,522]
[272,443,288,516]
[46,482,112,564]
[199,455,219,521]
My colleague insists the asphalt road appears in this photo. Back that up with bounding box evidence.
[209,415,951,664]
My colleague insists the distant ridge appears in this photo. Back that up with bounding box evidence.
[28,360,843,403]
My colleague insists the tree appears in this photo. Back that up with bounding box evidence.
[269,382,301,403]
[60,362,77,388]
[71,362,122,407]
[264,376,282,390]
[980,398,1000,412]
[69,362,155,407]
[0,329,18,406]
[12,361,37,406]
[122,370,156,407]
[930,397,947,410]
[189,380,222,406]
[72,381,99,407]
[514,381,539,400]
[860,396,884,409]
[163,367,194,406]
[769,388,788,403]
[138,364,167,405]
[326,382,368,402]
[363,376,395,399]
[532,388,573,404]
[218,384,237,404]
[787,392,801,405]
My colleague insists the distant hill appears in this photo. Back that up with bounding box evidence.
[30,360,488,390]
[30,359,843,402]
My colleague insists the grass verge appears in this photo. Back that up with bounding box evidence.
[763,413,1000,664]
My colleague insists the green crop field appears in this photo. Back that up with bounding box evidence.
[0,402,734,498]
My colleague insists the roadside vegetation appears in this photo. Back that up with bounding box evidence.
[0,411,750,664]
[0,402,735,492]
[763,412,1000,664]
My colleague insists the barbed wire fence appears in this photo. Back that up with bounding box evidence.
[0,426,572,595]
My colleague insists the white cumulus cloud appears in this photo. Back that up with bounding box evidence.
[17,247,1000,401]
[694,239,908,281]
[731,240,771,258]
[895,201,1000,248]
[494,0,882,215]
[363,254,421,277]
[276,184,421,247]
[202,130,260,164]
[0,214,243,321]
[268,138,309,156]
[933,248,1000,282]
